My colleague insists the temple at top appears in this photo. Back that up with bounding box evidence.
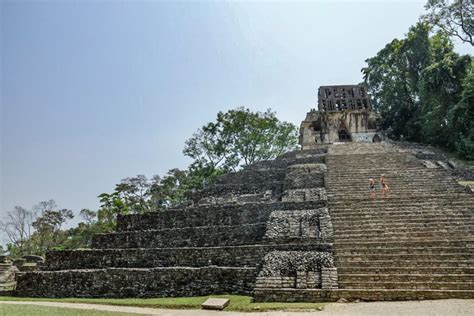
[299,84,383,149]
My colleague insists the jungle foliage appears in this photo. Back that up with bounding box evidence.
[363,21,473,159]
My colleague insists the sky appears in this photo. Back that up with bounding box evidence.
[1,0,472,243]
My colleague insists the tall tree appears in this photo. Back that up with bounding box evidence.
[418,33,472,147]
[184,107,299,172]
[363,21,473,157]
[363,23,432,141]
[32,201,74,254]
[114,175,152,214]
[424,0,474,46]
[448,66,474,158]
[0,206,37,256]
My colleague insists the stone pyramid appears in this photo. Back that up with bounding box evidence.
[15,142,474,301]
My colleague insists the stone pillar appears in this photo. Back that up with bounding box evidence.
[255,276,283,288]
[307,271,321,288]
[296,270,307,289]
[319,209,333,240]
[321,267,338,289]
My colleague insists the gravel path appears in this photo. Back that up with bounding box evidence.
[1,299,473,315]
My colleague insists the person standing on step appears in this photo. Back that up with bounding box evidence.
[380,174,389,197]
[369,178,376,199]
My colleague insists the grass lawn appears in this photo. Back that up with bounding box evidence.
[0,295,325,312]
[0,304,138,316]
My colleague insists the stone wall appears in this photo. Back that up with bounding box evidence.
[117,200,326,231]
[300,109,382,147]
[15,267,257,298]
[255,251,337,290]
[264,208,333,240]
[92,223,268,249]
[42,243,332,271]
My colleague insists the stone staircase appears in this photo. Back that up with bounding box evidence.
[326,143,474,300]
[0,261,17,292]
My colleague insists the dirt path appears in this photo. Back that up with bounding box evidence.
[1,299,473,315]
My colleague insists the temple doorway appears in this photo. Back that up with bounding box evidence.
[338,129,351,142]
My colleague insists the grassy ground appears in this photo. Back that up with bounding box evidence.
[0,304,138,316]
[0,295,325,312]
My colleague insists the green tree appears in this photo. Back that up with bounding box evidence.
[114,175,152,214]
[423,0,474,46]
[31,200,74,254]
[363,23,432,140]
[184,108,299,172]
[448,66,474,158]
[58,209,102,250]
[418,33,472,147]
[97,192,129,230]
[363,21,473,156]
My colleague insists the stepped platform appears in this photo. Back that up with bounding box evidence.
[16,148,338,298]
[14,142,474,301]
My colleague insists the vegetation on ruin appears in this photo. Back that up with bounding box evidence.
[0,295,325,312]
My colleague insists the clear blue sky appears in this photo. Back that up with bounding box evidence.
[1,1,471,241]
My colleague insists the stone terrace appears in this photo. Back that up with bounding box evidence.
[15,148,337,298]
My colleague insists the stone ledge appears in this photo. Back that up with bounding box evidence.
[253,288,474,302]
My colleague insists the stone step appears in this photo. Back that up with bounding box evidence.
[329,197,474,205]
[334,228,474,238]
[338,281,473,290]
[329,196,474,206]
[330,204,473,212]
[15,266,257,298]
[0,282,16,292]
[334,230,473,240]
[336,253,473,262]
[334,224,474,235]
[41,243,327,271]
[334,239,474,249]
[253,288,474,302]
[330,207,472,216]
[327,181,459,188]
[338,273,474,283]
[331,207,473,214]
[331,215,473,223]
[117,200,325,231]
[327,184,463,190]
[327,187,462,193]
[92,223,268,249]
[328,193,469,200]
[327,186,462,191]
[337,266,474,275]
[332,219,474,228]
[326,173,453,179]
[330,203,473,211]
[326,166,447,172]
[335,247,474,255]
[326,169,448,175]
[333,260,474,268]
